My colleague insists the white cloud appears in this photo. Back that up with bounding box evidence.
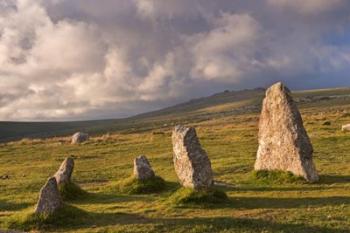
[190,14,261,81]
[0,0,109,120]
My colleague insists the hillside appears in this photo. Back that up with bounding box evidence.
[0,85,350,232]
[1,87,350,143]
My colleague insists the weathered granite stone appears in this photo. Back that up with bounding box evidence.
[71,132,89,144]
[133,155,155,180]
[34,177,62,215]
[172,125,213,189]
[341,124,350,131]
[254,82,319,182]
[54,157,74,185]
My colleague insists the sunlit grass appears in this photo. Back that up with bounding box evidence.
[115,176,167,194]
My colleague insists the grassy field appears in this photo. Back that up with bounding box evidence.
[0,88,350,232]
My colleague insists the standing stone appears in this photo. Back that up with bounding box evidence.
[54,157,74,185]
[172,125,213,190]
[35,177,62,215]
[254,82,319,182]
[71,132,89,144]
[133,155,155,180]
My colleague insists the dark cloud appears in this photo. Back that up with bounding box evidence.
[0,0,349,120]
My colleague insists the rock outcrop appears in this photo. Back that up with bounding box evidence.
[171,125,213,189]
[71,132,89,144]
[133,155,155,180]
[34,177,62,215]
[54,157,74,185]
[254,82,319,182]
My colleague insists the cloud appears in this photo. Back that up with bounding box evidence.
[134,0,155,18]
[0,0,350,120]
[190,13,262,81]
[133,0,203,19]
[267,0,345,14]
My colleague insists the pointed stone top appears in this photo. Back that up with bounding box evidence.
[135,155,150,163]
[133,155,155,180]
[173,125,197,140]
[63,157,74,165]
[266,82,291,95]
[35,177,62,215]
[174,125,192,133]
[54,157,74,185]
[271,81,283,88]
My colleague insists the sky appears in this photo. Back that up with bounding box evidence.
[1,0,350,121]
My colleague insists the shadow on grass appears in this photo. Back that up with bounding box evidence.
[151,216,349,233]
[214,181,316,192]
[222,185,340,192]
[230,196,350,209]
[168,195,350,210]
[58,213,349,233]
[88,211,149,226]
[6,200,349,232]
[70,192,155,205]
[318,175,350,184]
[163,181,181,192]
[65,181,180,206]
[0,200,31,211]
[215,174,350,193]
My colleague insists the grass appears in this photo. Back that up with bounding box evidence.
[58,181,88,200]
[116,176,167,194]
[0,87,350,232]
[4,204,88,231]
[169,187,228,206]
[251,170,306,185]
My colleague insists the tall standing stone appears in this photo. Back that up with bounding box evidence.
[172,125,213,190]
[35,177,62,215]
[133,155,155,180]
[254,82,319,182]
[54,157,74,185]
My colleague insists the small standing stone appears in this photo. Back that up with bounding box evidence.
[71,132,89,144]
[133,155,155,180]
[254,82,319,182]
[0,175,9,180]
[172,125,213,190]
[34,177,62,215]
[54,157,74,185]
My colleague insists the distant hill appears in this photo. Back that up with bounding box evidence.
[133,88,265,118]
[1,86,350,142]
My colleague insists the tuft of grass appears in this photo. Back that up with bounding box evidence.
[251,170,306,185]
[4,204,88,231]
[117,176,167,194]
[169,187,228,206]
[58,182,87,201]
